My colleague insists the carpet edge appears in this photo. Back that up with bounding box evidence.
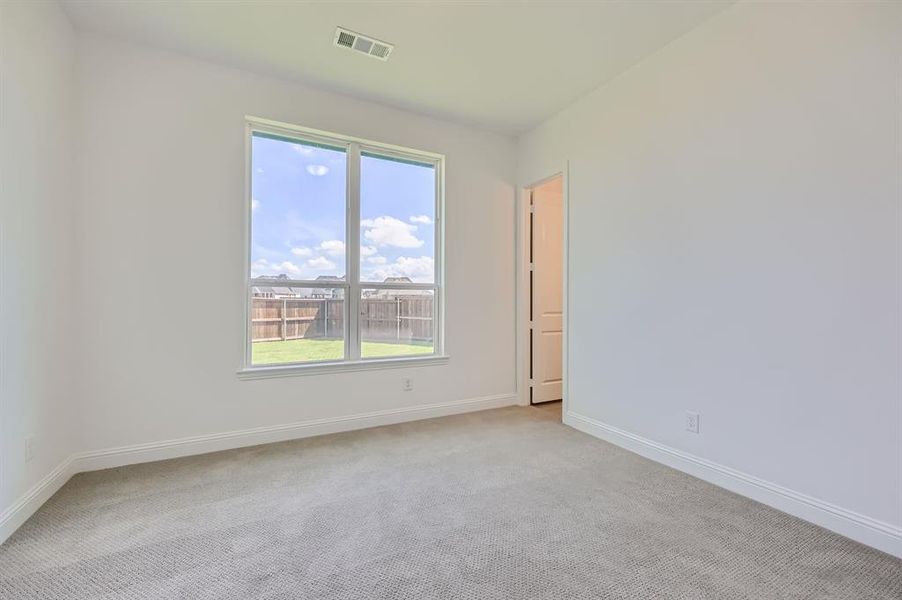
[564,409,902,560]
[0,393,517,545]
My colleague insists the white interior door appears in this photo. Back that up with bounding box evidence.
[531,178,563,403]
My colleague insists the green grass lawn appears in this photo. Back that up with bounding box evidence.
[252,338,433,365]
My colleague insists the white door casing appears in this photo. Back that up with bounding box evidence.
[531,177,563,403]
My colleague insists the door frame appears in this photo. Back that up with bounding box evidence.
[516,165,570,415]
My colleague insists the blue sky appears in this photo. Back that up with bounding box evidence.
[251,134,435,283]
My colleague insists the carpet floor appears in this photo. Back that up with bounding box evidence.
[1,404,900,599]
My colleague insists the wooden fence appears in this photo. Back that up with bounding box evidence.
[359,296,433,342]
[251,296,433,343]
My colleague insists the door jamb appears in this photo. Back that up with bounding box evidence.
[516,166,570,417]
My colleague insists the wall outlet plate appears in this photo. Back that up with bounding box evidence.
[685,411,700,434]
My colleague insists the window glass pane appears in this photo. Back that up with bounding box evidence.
[360,153,435,283]
[251,133,346,281]
[360,288,434,358]
[251,287,345,365]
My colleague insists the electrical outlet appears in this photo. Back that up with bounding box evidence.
[24,436,35,462]
[685,411,700,434]
[402,378,413,392]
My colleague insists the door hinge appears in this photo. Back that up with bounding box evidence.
[529,204,536,214]
[528,378,536,387]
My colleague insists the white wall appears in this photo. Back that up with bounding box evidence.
[0,0,78,526]
[73,35,517,454]
[519,1,902,554]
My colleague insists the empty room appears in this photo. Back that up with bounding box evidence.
[1,0,900,598]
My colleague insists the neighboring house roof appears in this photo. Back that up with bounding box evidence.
[253,275,429,298]
[254,274,290,281]
[366,288,432,298]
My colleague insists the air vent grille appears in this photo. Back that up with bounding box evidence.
[333,27,394,61]
[370,43,391,59]
[336,30,355,48]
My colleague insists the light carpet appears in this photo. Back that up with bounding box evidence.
[1,404,900,599]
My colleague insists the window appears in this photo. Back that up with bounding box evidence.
[244,118,443,372]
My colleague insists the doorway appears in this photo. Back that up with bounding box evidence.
[526,175,564,405]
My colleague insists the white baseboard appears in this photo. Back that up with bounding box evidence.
[564,410,902,559]
[0,456,77,545]
[73,393,517,472]
[0,393,517,545]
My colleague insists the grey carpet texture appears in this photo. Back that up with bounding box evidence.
[1,404,900,599]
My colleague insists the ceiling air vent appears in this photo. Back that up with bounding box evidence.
[333,27,394,62]
[336,30,355,49]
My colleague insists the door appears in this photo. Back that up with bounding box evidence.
[530,177,563,403]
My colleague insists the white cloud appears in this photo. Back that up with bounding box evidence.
[319,240,345,256]
[367,256,387,265]
[251,198,260,212]
[306,164,329,176]
[250,258,270,277]
[291,144,315,156]
[306,256,336,270]
[290,246,313,257]
[272,261,301,274]
[361,216,424,248]
[366,256,434,282]
[360,245,378,257]
[252,258,301,277]
[409,215,432,225]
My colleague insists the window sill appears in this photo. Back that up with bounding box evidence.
[237,355,450,380]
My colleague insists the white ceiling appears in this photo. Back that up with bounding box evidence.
[61,1,731,135]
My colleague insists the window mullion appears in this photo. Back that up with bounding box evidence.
[347,142,362,361]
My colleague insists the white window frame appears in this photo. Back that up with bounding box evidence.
[238,116,447,379]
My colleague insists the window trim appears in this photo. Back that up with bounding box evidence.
[239,116,446,377]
